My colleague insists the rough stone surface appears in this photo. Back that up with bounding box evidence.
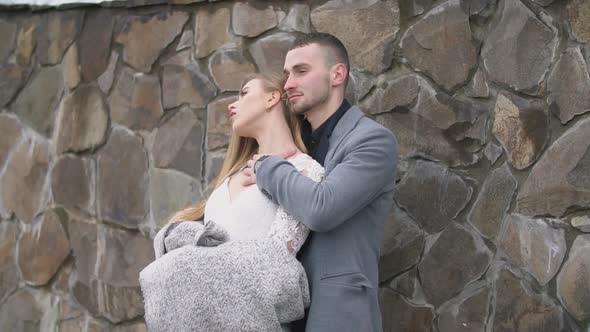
[177,29,193,51]
[389,268,419,300]
[18,209,70,286]
[492,93,548,170]
[279,4,310,33]
[162,63,216,110]
[0,63,29,107]
[55,85,108,153]
[205,150,226,186]
[516,117,590,217]
[482,0,557,94]
[209,48,257,92]
[401,0,477,91]
[557,234,590,321]
[571,216,590,232]
[493,267,563,332]
[207,96,236,150]
[362,74,420,115]
[468,162,517,240]
[467,69,490,98]
[97,226,154,322]
[110,67,163,131]
[78,10,114,82]
[12,65,64,136]
[72,278,100,316]
[37,10,83,65]
[14,20,36,66]
[194,6,234,58]
[380,288,434,332]
[0,19,16,63]
[567,0,590,43]
[116,11,189,72]
[418,223,491,306]
[547,47,590,124]
[67,217,97,286]
[97,128,149,228]
[97,51,118,94]
[499,214,566,286]
[0,135,51,224]
[395,160,472,233]
[150,168,203,227]
[249,32,295,74]
[152,107,205,179]
[62,44,80,90]
[0,289,43,331]
[0,223,18,303]
[484,142,502,165]
[0,113,23,169]
[437,287,490,332]
[232,1,277,37]
[400,0,434,17]
[311,0,400,74]
[51,155,93,213]
[379,204,424,282]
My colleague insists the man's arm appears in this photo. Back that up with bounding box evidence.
[256,127,398,232]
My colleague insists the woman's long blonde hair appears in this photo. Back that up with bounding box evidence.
[168,73,306,223]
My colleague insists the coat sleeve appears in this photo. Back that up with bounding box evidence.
[256,126,398,233]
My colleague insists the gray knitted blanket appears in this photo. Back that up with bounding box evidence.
[139,221,310,332]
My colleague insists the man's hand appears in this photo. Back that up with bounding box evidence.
[242,148,297,186]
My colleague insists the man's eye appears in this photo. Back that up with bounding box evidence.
[240,91,248,96]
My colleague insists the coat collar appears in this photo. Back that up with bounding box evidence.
[324,105,365,165]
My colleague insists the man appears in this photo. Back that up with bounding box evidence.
[244,33,398,332]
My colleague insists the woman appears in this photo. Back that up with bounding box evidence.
[139,73,324,332]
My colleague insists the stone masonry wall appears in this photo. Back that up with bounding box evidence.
[0,0,589,330]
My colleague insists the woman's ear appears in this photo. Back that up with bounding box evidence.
[267,90,282,109]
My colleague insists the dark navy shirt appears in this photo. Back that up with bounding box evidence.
[302,99,351,166]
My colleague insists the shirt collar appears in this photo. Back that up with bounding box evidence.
[310,99,351,141]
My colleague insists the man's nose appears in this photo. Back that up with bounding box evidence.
[284,75,296,91]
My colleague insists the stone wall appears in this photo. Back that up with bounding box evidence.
[0,0,589,330]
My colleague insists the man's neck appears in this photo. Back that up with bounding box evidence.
[306,96,345,131]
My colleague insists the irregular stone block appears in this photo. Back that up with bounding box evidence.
[55,85,108,153]
[493,267,563,332]
[97,127,149,228]
[209,48,257,92]
[162,63,216,110]
[418,223,491,306]
[401,0,477,91]
[207,96,236,150]
[0,63,30,107]
[18,209,70,286]
[62,44,80,90]
[0,223,18,303]
[311,0,400,74]
[279,4,310,33]
[0,289,43,331]
[152,107,205,179]
[97,51,118,94]
[379,204,424,282]
[516,117,590,217]
[492,93,548,170]
[499,214,566,286]
[567,0,590,43]
[395,160,472,233]
[468,162,517,240]
[380,288,434,332]
[0,113,23,169]
[116,11,189,72]
[482,0,557,94]
[194,6,234,59]
[36,10,83,65]
[232,1,277,37]
[557,234,590,321]
[110,67,163,131]
[0,135,51,224]
[51,155,93,214]
[78,9,114,82]
[150,168,203,227]
[12,64,63,136]
[437,286,490,332]
[249,32,295,74]
[0,18,16,63]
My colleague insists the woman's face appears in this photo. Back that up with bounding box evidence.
[228,79,269,137]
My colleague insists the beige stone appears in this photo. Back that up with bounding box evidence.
[194,6,234,58]
[207,96,237,150]
[232,1,277,37]
[62,43,80,90]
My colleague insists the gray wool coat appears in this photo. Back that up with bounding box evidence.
[139,220,310,332]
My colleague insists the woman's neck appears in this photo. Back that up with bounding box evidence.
[254,116,299,156]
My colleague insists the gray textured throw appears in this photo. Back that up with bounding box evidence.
[139,221,310,332]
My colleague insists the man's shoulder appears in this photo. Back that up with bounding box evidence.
[347,106,396,143]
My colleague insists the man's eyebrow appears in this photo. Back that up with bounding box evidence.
[284,63,309,73]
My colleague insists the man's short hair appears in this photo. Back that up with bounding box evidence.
[289,32,350,86]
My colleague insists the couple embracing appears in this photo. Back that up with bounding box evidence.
[140,32,398,332]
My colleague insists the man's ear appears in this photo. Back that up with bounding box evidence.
[331,63,347,87]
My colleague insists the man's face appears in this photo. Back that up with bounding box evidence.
[283,44,331,115]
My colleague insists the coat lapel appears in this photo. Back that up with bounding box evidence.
[324,106,364,170]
